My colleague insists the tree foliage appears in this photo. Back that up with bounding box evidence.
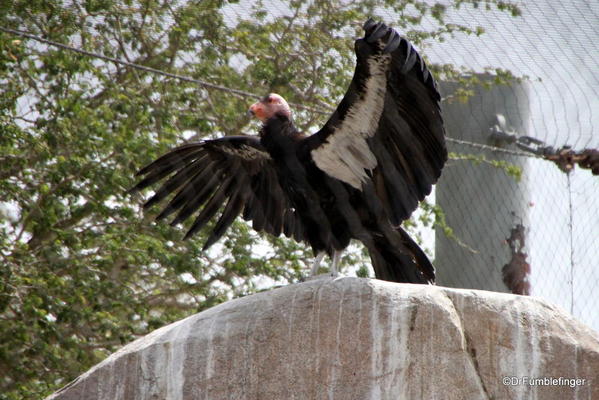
[0,0,519,397]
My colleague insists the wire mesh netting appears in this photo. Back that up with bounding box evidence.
[3,1,597,328]
[420,2,599,332]
[4,2,599,397]
[199,0,599,329]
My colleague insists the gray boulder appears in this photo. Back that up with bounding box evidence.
[48,277,598,400]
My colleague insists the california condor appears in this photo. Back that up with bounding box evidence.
[132,19,447,284]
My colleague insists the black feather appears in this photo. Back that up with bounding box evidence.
[202,191,246,250]
[363,18,377,32]
[143,155,208,209]
[184,174,235,239]
[383,29,401,53]
[401,44,419,73]
[132,20,446,285]
[158,166,219,221]
[132,149,203,192]
[283,208,295,238]
[367,22,388,43]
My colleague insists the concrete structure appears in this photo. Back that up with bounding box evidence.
[436,77,532,293]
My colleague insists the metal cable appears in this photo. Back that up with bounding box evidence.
[0,26,328,115]
[1,25,549,159]
[445,137,542,158]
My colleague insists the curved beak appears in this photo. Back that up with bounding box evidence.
[248,102,260,119]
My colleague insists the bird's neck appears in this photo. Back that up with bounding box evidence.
[260,113,299,137]
[260,114,302,142]
[259,114,303,155]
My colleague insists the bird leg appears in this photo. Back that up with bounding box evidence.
[307,251,342,280]
[330,250,342,277]
[310,252,326,276]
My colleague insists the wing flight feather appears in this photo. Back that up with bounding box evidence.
[305,19,447,225]
[131,136,301,248]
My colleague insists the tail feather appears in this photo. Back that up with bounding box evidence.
[368,227,435,284]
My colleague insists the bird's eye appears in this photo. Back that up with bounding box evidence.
[268,97,274,103]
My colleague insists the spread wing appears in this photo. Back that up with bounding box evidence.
[131,136,303,249]
[306,19,447,225]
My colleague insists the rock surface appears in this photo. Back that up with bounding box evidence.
[48,277,598,400]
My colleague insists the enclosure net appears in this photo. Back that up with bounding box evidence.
[3,1,597,332]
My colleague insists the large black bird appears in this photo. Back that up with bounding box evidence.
[132,19,447,283]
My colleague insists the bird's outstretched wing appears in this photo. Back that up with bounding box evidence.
[131,136,303,249]
[306,19,447,225]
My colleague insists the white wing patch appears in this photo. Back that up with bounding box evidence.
[311,55,390,189]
